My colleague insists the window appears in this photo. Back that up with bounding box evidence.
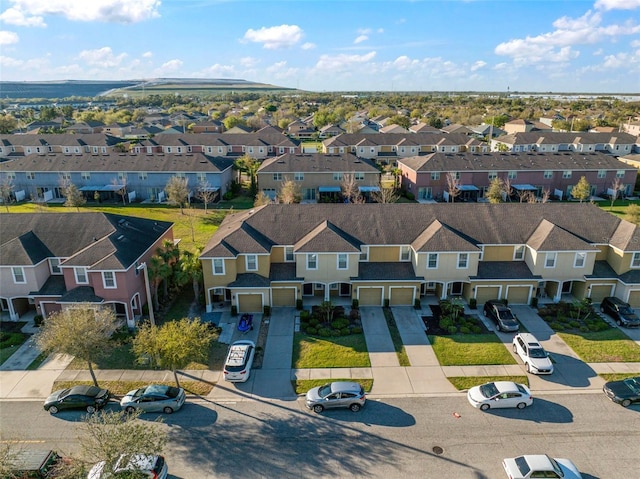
[574,252,586,268]
[543,171,553,179]
[138,172,147,180]
[74,267,88,284]
[102,271,116,289]
[360,247,368,261]
[175,172,186,178]
[26,172,35,180]
[488,171,498,180]
[285,246,294,262]
[245,255,257,271]
[49,258,62,274]
[617,170,625,178]
[294,172,304,181]
[508,171,517,180]
[450,172,460,180]
[213,258,225,275]
[6,172,15,180]
[12,267,25,284]
[197,173,207,182]
[118,172,127,180]
[632,252,640,268]
[354,172,364,180]
[60,172,71,180]
[514,245,525,260]
[545,252,557,268]
[273,173,283,181]
[597,170,606,179]
[307,254,317,270]
[400,246,410,261]
[431,172,440,181]
[427,253,438,269]
[457,253,468,269]
[337,253,348,269]
[333,172,343,181]
[81,172,91,180]
[562,170,572,179]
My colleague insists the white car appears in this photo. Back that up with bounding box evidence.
[502,454,582,479]
[87,454,168,479]
[467,381,533,411]
[223,340,256,382]
[512,333,554,375]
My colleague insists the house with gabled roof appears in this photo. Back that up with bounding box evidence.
[199,203,640,313]
[491,131,637,155]
[0,212,173,326]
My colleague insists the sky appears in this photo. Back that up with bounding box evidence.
[0,0,639,93]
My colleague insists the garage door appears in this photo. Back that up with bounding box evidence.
[390,287,414,306]
[590,285,614,304]
[272,288,296,307]
[506,286,531,305]
[627,290,640,308]
[475,286,500,305]
[358,287,383,306]
[237,294,263,313]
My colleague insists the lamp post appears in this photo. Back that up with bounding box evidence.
[137,262,155,326]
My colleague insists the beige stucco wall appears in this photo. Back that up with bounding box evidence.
[296,252,359,282]
[415,252,479,281]
[202,257,238,288]
[369,246,402,262]
[528,250,596,278]
[482,245,518,262]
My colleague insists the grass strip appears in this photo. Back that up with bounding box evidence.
[382,308,411,366]
[599,373,640,382]
[292,332,370,368]
[51,380,214,397]
[292,379,374,395]
[447,375,529,391]
[557,330,640,362]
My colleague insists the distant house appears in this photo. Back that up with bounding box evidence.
[503,119,536,134]
[379,124,409,134]
[440,124,473,135]
[318,124,345,139]
[66,121,105,134]
[490,131,637,155]
[191,120,225,134]
[409,123,441,134]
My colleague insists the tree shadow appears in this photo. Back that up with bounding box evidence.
[129,402,218,427]
[305,399,416,427]
[482,397,573,424]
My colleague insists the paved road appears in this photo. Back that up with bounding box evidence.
[2,393,639,478]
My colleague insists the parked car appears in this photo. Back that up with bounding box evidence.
[467,381,532,411]
[87,454,168,479]
[512,333,554,375]
[502,454,582,479]
[602,376,640,407]
[44,385,110,414]
[483,300,519,332]
[120,384,186,414]
[600,297,640,327]
[223,340,256,382]
[305,381,366,413]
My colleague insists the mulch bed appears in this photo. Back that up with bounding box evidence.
[422,304,491,335]
[0,321,27,334]
[252,315,270,369]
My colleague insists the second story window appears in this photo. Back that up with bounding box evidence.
[246,254,257,271]
[139,172,148,180]
[213,258,225,275]
[333,172,343,181]
[49,258,62,274]
[427,253,438,269]
[273,173,283,181]
[294,172,304,181]
[26,172,35,180]
[431,172,440,181]
[360,247,368,261]
[508,171,517,180]
[488,171,498,180]
[102,271,117,289]
[12,267,25,284]
[632,252,640,268]
[307,254,317,270]
[74,267,88,284]
[562,170,572,179]
[118,172,127,180]
[514,245,525,260]
[617,170,625,178]
[574,252,586,268]
[354,172,364,180]
[545,252,557,268]
[285,246,294,262]
[400,246,410,261]
[597,170,606,179]
[457,253,468,269]
[337,253,348,270]
[81,172,91,180]
[543,171,553,179]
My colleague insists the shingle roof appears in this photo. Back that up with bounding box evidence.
[526,219,597,252]
[353,262,419,281]
[495,131,637,146]
[294,221,362,253]
[472,261,542,280]
[258,152,379,173]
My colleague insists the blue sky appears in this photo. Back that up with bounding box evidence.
[0,0,639,92]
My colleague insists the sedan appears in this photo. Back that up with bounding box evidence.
[467,381,533,411]
[120,384,186,414]
[44,385,110,414]
[502,454,582,479]
[484,300,519,332]
[602,376,640,407]
[87,454,168,479]
[305,381,366,413]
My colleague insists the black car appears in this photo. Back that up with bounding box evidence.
[600,297,640,327]
[44,385,110,414]
[483,300,519,332]
[603,376,640,407]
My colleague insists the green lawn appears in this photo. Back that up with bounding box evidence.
[292,378,374,395]
[0,329,29,366]
[292,333,371,368]
[428,334,517,366]
[447,376,529,391]
[599,373,640,382]
[382,308,411,366]
[558,330,640,362]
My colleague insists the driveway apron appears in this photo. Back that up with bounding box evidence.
[390,306,440,366]
[360,307,399,367]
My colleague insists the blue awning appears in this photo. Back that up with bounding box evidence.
[79,184,125,192]
[513,184,537,191]
[359,186,381,192]
[318,186,341,193]
[458,185,479,191]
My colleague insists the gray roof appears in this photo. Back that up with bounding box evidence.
[472,262,542,280]
[0,133,120,148]
[323,132,475,148]
[258,152,379,173]
[353,262,420,281]
[495,131,637,146]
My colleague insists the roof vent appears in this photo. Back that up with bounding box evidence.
[117,234,125,241]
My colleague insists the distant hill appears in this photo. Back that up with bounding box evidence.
[0,78,297,100]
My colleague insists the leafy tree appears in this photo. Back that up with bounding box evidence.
[0,114,18,133]
[427,116,442,129]
[147,254,169,309]
[0,175,14,211]
[495,142,509,152]
[35,306,123,387]
[278,178,302,204]
[387,114,411,129]
[624,204,640,225]
[233,154,260,195]
[254,190,271,206]
[165,176,190,213]
[176,249,203,303]
[63,183,87,211]
[571,176,591,202]
[222,115,246,130]
[486,177,503,204]
[133,318,217,387]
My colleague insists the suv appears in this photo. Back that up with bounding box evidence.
[483,300,519,332]
[223,340,256,382]
[512,333,554,375]
[305,381,366,413]
[600,297,640,328]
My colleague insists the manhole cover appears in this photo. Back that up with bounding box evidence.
[432,446,444,455]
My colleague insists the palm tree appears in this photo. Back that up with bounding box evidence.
[147,255,170,310]
[157,240,180,297]
[177,249,203,303]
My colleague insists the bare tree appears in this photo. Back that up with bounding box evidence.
[254,190,271,206]
[371,185,400,203]
[445,172,460,203]
[0,174,15,211]
[341,173,364,203]
[165,176,190,214]
[278,177,302,204]
[609,177,624,210]
[196,180,216,213]
[525,191,538,203]
[59,176,86,211]
[112,177,127,206]
[502,176,513,202]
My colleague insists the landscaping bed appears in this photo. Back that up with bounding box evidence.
[382,308,410,366]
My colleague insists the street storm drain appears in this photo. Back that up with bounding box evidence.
[432,446,444,455]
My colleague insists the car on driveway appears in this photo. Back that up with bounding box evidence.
[44,385,110,414]
[502,454,582,479]
[88,454,168,479]
[483,300,519,332]
[600,297,640,327]
[305,381,366,413]
[223,340,256,382]
[467,381,532,411]
[120,384,186,414]
[512,333,554,375]
[602,376,640,407]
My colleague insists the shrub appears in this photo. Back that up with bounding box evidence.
[459,326,471,334]
[414,298,421,309]
[550,321,564,331]
[447,325,457,334]
[352,299,359,309]
[349,309,361,321]
[331,329,342,337]
[331,318,349,330]
[263,305,271,317]
[530,297,538,308]
[300,310,310,321]
[569,320,581,329]
[33,314,44,327]
[471,325,482,333]
[306,326,317,335]
[223,191,234,201]
[469,298,477,309]
[309,317,319,327]
[405,191,415,200]
[340,328,350,336]
[318,327,331,337]
[231,305,238,316]
[352,327,363,334]
[384,299,390,308]
[439,317,454,330]
[296,299,303,310]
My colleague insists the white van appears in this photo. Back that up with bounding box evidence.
[223,340,256,382]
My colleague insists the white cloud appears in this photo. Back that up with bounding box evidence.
[595,0,640,10]
[0,30,19,44]
[354,34,368,44]
[243,24,303,49]
[1,0,160,25]
[470,60,487,71]
[357,28,371,35]
[158,59,182,72]
[77,46,127,68]
[0,55,23,67]
[0,7,45,26]
[142,51,153,58]
[201,63,237,77]
[314,51,376,71]
[239,56,259,67]
[301,42,315,50]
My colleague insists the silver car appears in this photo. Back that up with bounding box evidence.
[120,384,186,414]
[305,381,366,413]
[88,454,168,479]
